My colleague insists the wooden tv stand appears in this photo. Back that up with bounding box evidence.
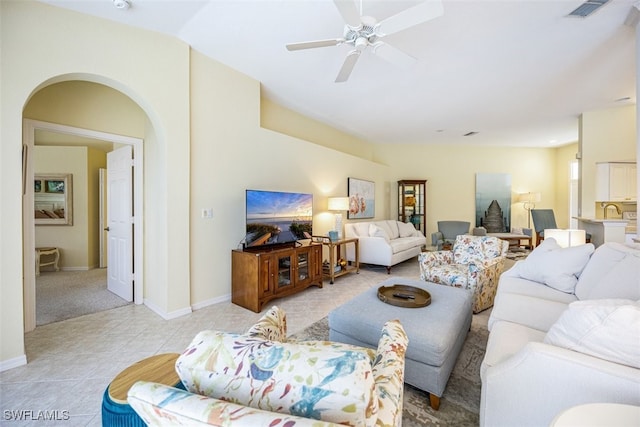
[232,242,323,312]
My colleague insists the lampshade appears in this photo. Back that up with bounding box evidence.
[544,229,586,248]
[517,192,541,203]
[328,197,349,211]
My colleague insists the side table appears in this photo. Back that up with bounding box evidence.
[102,353,184,426]
[314,236,359,284]
[35,247,60,276]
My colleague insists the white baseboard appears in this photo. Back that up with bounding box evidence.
[144,299,192,320]
[191,294,230,311]
[0,354,27,372]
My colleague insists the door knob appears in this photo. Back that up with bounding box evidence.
[104,227,110,231]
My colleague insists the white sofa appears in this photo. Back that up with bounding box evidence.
[345,220,427,273]
[480,240,640,427]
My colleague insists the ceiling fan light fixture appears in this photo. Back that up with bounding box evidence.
[287,0,444,82]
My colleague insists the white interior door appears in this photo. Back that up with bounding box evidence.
[99,168,108,268]
[107,146,133,301]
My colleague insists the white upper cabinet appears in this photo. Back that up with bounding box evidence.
[596,162,637,202]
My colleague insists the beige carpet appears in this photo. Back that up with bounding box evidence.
[36,269,130,326]
[290,315,488,426]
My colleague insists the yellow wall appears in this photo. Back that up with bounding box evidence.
[261,97,375,161]
[1,0,191,367]
[580,105,637,218]
[372,144,561,234]
[87,147,106,268]
[33,145,106,270]
[35,147,84,268]
[189,50,391,305]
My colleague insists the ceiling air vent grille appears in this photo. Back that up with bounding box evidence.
[567,0,610,18]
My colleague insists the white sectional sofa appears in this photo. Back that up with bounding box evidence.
[345,220,426,273]
[480,240,640,427]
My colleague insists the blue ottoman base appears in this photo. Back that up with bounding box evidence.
[329,277,472,406]
[102,381,186,426]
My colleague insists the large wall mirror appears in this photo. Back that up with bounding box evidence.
[34,173,73,225]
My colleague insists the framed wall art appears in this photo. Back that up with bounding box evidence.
[475,173,511,232]
[347,177,375,219]
[34,173,73,225]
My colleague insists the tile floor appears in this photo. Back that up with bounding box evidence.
[0,257,496,426]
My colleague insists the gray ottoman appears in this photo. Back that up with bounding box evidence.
[329,277,472,410]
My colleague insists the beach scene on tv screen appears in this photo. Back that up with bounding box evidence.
[246,191,313,246]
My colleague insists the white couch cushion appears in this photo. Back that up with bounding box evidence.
[481,320,546,380]
[495,276,579,304]
[398,221,417,238]
[489,291,576,332]
[544,299,640,369]
[574,242,640,301]
[390,237,421,254]
[515,238,594,294]
[369,223,390,241]
[373,220,399,240]
[350,222,369,237]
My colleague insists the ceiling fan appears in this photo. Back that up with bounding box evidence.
[286,0,444,83]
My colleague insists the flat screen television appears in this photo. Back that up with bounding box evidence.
[245,189,313,248]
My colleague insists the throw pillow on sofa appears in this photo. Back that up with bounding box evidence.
[176,330,378,426]
[398,221,417,238]
[544,299,640,369]
[369,223,390,241]
[515,238,594,293]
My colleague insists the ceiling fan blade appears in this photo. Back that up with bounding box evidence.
[333,0,362,28]
[375,0,444,36]
[286,39,344,51]
[372,42,417,69]
[335,50,361,83]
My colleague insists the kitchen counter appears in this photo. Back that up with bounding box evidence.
[575,217,628,247]
[575,217,628,224]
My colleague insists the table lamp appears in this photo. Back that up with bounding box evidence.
[328,197,349,239]
[517,192,541,228]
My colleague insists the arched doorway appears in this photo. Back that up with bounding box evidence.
[22,80,146,332]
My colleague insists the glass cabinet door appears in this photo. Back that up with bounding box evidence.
[276,253,293,291]
[398,180,426,235]
[297,250,309,283]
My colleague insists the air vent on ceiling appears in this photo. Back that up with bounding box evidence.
[567,0,610,18]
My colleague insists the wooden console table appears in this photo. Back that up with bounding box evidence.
[487,233,532,249]
[35,247,60,276]
[314,236,359,284]
[232,243,323,312]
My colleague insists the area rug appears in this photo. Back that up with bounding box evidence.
[289,316,488,426]
[36,269,130,326]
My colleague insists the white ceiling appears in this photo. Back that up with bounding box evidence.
[38,0,638,147]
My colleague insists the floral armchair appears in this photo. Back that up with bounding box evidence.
[128,307,408,427]
[418,235,508,313]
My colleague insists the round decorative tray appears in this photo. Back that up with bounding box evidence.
[377,284,431,308]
